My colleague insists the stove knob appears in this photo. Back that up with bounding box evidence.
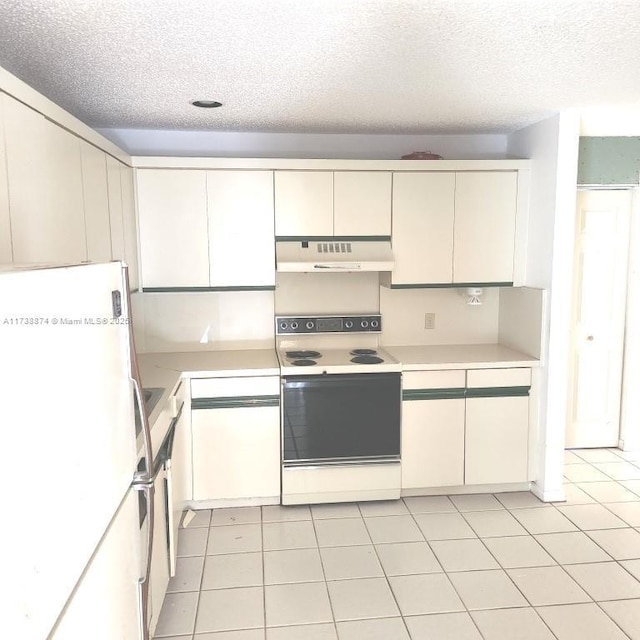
[279,321,288,331]
[306,321,314,330]
[345,320,354,329]
[290,321,298,330]
[361,320,369,329]
[371,319,379,329]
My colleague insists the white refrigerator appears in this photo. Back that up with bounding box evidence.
[0,262,154,640]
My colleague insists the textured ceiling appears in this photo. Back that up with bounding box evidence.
[1,0,639,134]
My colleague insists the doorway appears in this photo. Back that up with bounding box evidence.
[566,189,632,448]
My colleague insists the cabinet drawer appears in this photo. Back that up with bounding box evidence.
[403,370,465,391]
[466,368,531,389]
[191,376,280,399]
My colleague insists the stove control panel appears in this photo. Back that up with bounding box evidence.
[276,314,382,334]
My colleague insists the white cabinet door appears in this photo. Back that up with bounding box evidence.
[149,470,170,636]
[391,172,455,284]
[107,155,125,262]
[465,395,529,485]
[137,169,209,287]
[4,94,86,264]
[0,96,12,262]
[192,404,280,501]
[402,397,465,488]
[50,489,142,640]
[207,170,275,287]
[334,171,391,236]
[80,142,112,263]
[275,171,333,237]
[121,165,140,290]
[453,171,518,283]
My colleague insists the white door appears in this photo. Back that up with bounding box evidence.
[566,189,632,448]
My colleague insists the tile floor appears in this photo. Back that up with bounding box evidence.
[153,448,640,639]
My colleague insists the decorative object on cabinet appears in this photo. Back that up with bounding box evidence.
[401,151,443,160]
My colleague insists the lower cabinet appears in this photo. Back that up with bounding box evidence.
[191,376,281,502]
[401,367,531,489]
[148,469,169,637]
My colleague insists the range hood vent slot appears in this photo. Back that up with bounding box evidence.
[318,242,352,254]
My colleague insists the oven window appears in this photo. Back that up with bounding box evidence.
[282,373,401,463]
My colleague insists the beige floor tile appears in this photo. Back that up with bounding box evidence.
[266,623,337,640]
[614,451,640,462]
[448,569,528,610]
[430,538,499,572]
[197,631,264,640]
[403,495,457,513]
[587,527,640,560]
[604,502,640,526]
[537,602,629,640]
[166,556,205,593]
[177,527,208,557]
[575,481,639,503]
[319,544,383,580]
[554,484,596,505]
[195,587,264,633]
[471,607,556,640]
[594,462,640,481]
[462,510,528,537]
[534,531,611,565]
[207,523,262,555]
[211,506,262,526]
[181,509,211,528]
[375,541,442,575]
[563,464,611,483]
[573,449,624,463]
[262,504,311,523]
[483,535,556,569]
[450,494,504,511]
[556,504,627,531]
[201,552,263,590]
[311,503,361,519]
[564,450,585,464]
[389,573,465,615]
[600,599,640,640]
[262,521,317,551]
[413,512,477,540]
[358,499,409,517]
[621,559,640,581]
[364,515,423,543]
[327,577,399,621]
[621,480,640,495]
[564,561,640,601]
[314,517,370,547]
[510,507,577,534]
[404,612,482,640]
[265,582,332,627]
[495,492,548,509]
[336,617,410,640]
[153,592,198,637]
[506,566,590,606]
[263,548,324,584]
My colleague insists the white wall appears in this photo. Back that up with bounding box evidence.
[97,128,508,159]
[507,111,580,502]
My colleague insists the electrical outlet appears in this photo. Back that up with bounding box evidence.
[424,313,436,330]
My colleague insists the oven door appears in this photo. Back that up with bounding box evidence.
[282,373,401,464]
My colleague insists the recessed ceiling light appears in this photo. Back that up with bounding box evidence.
[191,100,222,108]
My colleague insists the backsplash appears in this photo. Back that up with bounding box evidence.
[132,291,274,353]
[379,286,501,346]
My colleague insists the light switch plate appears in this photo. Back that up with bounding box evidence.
[424,312,436,330]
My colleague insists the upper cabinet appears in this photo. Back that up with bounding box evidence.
[274,170,392,237]
[0,97,12,263]
[120,165,140,291]
[388,170,521,287]
[136,168,275,289]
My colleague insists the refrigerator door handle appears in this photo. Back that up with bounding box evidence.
[135,481,155,640]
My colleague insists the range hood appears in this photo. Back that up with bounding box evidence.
[276,240,394,273]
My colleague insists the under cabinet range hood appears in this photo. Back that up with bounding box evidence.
[276,240,394,273]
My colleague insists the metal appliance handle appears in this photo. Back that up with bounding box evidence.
[135,481,155,640]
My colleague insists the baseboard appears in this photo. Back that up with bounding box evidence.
[530,482,566,503]
[188,496,280,510]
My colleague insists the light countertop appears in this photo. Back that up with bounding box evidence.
[385,343,539,370]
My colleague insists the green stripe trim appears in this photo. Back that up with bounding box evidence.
[275,236,391,242]
[389,282,513,289]
[403,388,466,401]
[466,386,530,398]
[192,395,280,410]
[142,285,276,293]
